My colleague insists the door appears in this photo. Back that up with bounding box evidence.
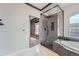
[29,15,39,47]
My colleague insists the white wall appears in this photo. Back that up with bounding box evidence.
[63,3,79,37]
[0,3,40,55]
[39,15,48,43]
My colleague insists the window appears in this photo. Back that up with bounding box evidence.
[69,13,79,39]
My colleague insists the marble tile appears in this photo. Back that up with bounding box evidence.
[36,44,59,56]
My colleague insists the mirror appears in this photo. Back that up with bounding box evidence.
[29,15,39,47]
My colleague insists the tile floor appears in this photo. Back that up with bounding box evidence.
[36,44,59,56]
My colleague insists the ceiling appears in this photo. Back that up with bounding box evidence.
[26,3,52,11]
[30,3,48,9]
[43,3,70,15]
[26,3,70,15]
